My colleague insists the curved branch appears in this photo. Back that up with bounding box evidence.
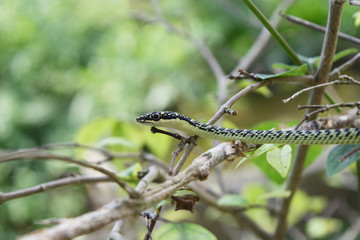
[20,142,241,240]
[0,176,111,204]
[0,152,138,198]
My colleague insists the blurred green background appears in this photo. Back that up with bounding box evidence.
[0,0,359,239]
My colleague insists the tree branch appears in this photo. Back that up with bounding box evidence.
[0,151,138,198]
[283,78,360,103]
[108,165,166,239]
[330,52,360,80]
[0,176,111,204]
[274,1,346,239]
[281,13,360,45]
[20,142,241,240]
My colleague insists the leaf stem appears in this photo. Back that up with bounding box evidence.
[242,0,302,65]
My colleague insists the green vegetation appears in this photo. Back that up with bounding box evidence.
[1,0,360,239]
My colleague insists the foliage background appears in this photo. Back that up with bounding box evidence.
[0,0,359,239]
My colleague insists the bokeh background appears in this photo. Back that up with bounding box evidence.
[1,0,359,239]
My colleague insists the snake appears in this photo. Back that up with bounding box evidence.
[136,111,360,145]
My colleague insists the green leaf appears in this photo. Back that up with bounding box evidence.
[256,64,307,80]
[235,120,283,170]
[247,144,279,161]
[251,151,285,184]
[272,63,294,70]
[217,194,249,207]
[237,144,278,169]
[255,86,272,98]
[116,163,142,181]
[266,145,292,177]
[75,118,118,145]
[353,11,360,27]
[326,145,360,177]
[153,223,217,240]
[332,48,358,63]
[305,217,342,239]
[299,48,358,71]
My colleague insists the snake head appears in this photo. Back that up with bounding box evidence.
[136,111,164,126]
[136,111,184,127]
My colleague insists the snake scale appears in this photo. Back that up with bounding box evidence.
[136,111,360,145]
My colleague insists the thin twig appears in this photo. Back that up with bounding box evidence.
[209,75,315,125]
[172,139,198,176]
[0,151,139,198]
[109,166,166,239]
[340,146,360,162]
[283,79,360,103]
[298,101,360,110]
[298,101,360,121]
[237,69,261,81]
[169,140,187,175]
[339,75,360,84]
[0,176,111,204]
[330,53,360,80]
[149,126,194,175]
[281,13,360,45]
[349,0,360,6]
[150,127,184,141]
[139,167,166,240]
[143,207,165,240]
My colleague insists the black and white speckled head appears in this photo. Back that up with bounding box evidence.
[136,111,185,126]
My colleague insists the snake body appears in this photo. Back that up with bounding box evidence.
[136,111,360,145]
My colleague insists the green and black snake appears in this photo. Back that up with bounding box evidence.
[136,111,360,145]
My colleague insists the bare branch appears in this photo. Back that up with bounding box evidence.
[209,75,315,125]
[0,176,111,204]
[150,127,184,141]
[0,151,138,198]
[349,0,360,6]
[330,53,360,80]
[297,101,360,121]
[298,101,360,111]
[283,79,360,103]
[172,139,198,176]
[281,13,360,45]
[109,166,166,239]
[142,207,164,240]
[20,142,241,240]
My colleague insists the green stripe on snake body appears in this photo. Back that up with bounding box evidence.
[136,111,360,145]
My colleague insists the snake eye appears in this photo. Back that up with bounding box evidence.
[151,112,161,121]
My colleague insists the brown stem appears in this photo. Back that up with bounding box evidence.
[274,1,346,239]
[0,176,111,204]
